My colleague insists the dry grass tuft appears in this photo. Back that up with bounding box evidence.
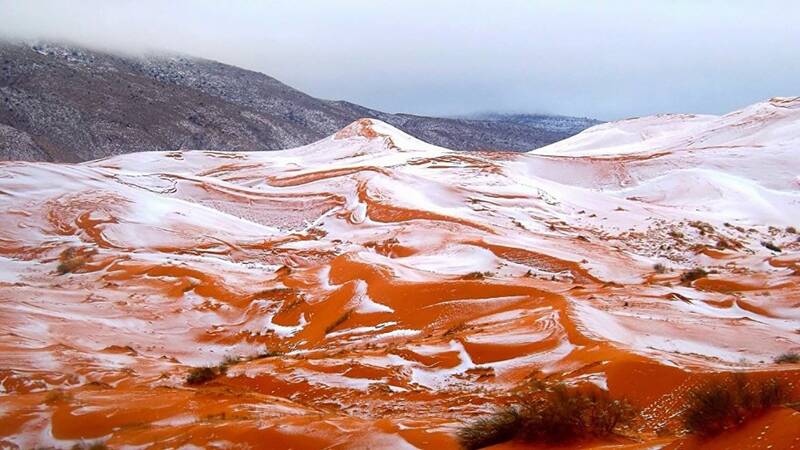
[457,384,634,449]
[325,309,353,334]
[774,352,800,364]
[186,357,237,385]
[186,366,222,385]
[683,374,787,436]
[71,442,108,450]
[462,271,493,280]
[56,247,91,274]
[458,408,521,450]
[44,389,73,404]
[186,350,282,385]
[680,267,708,284]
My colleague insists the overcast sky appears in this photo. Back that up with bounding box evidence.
[1,0,798,120]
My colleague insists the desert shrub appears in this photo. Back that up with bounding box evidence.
[683,375,787,436]
[787,226,797,234]
[187,350,285,385]
[653,263,667,274]
[325,309,353,334]
[715,237,739,250]
[457,408,521,450]
[71,442,108,450]
[689,221,714,235]
[775,352,800,364]
[44,389,72,404]
[680,268,708,283]
[761,241,782,252]
[457,384,633,449]
[56,247,89,274]
[463,271,493,280]
[221,355,240,367]
[186,359,234,385]
[255,349,282,359]
[186,366,219,385]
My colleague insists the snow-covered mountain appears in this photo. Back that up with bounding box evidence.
[0,42,598,162]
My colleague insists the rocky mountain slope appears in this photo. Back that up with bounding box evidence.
[0,42,598,162]
[0,98,798,448]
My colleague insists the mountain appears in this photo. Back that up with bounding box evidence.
[0,42,599,162]
[1,98,799,448]
[463,111,601,133]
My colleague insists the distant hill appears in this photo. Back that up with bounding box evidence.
[0,42,600,162]
[464,112,601,133]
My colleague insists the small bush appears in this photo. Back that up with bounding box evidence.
[683,375,787,436]
[715,237,740,250]
[56,247,90,274]
[761,241,782,252]
[775,352,800,364]
[186,358,234,385]
[186,350,284,385]
[255,349,282,359]
[325,309,353,334]
[71,442,108,450]
[44,389,72,404]
[787,226,797,234]
[221,355,240,367]
[689,221,715,236]
[681,268,708,283]
[653,263,667,274]
[457,384,633,449]
[457,408,521,450]
[463,271,493,280]
[186,367,219,385]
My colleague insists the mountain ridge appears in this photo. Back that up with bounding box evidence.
[0,41,600,162]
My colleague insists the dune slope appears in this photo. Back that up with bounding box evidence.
[1,101,800,448]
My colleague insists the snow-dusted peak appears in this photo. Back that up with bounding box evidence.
[235,118,451,171]
[333,118,447,152]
